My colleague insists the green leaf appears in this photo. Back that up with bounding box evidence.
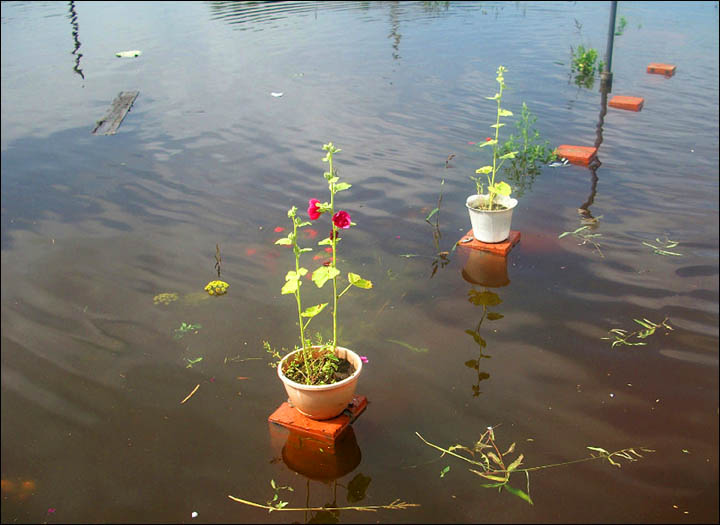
[478,140,496,148]
[334,182,352,192]
[301,303,328,318]
[486,312,504,321]
[587,446,610,455]
[465,329,486,347]
[312,266,340,288]
[440,466,450,478]
[485,93,500,100]
[489,123,505,128]
[498,151,517,160]
[468,290,502,306]
[298,247,313,253]
[498,109,513,117]
[348,272,373,289]
[275,237,292,245]
[281,279,300,295]
[491,181,512,196]
[506,454,524,472]
[425,208,439,221]
[270,479,277,489]
[476,166,493,174]
[502,484,534,505]
[318,237,333,246]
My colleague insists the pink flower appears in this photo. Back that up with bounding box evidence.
[274,226,285,233]
[332,210,351,229]
[308,199,322,220]
[360,356,369,363]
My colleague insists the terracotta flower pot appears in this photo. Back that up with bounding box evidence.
[278,346,363,420]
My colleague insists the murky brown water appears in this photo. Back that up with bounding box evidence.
[2,1,718,523]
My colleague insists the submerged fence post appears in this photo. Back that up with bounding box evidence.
[600,0,617,92]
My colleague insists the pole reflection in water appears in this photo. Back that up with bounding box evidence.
[578,78,610,225]
[459,249,511,397]
[68,1,84,80]
[269,425,370,523]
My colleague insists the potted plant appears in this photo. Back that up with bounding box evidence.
[467,65,519,243]
[266,143,373,420]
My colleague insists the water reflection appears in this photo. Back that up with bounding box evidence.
[388,2,402,60]
[67,1,84,80]
[270,426,368,523]
[460,250,511,397]
[578,78,610,223]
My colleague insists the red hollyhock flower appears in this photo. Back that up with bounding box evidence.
[307,199,322,220]
[332,210,351,229]
[485,137,492,141]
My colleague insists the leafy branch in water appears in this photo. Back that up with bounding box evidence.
[559,225,604,257]
[228,494,418,514]
[416,429,654,505]
[602,317,673,348]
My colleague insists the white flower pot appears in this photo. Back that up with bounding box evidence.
[278,346,362,420]
[466,193,518,243]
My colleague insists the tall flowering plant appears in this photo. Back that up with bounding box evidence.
[268,143,373,386]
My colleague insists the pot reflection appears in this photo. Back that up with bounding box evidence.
[282,427,362,482]
[461,250,510,288]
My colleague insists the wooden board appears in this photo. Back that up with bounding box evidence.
[92,91,139,135]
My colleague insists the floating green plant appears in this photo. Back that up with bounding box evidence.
[417,428,654,506]
[174,322,202,339]
[185,356,203,368]
[642,237,682,256]
[153,292,178,306]
[228,493,418,514]
[266,479,293,511]
[602,317,673,348]
[387,339,429,353]
[558,225,604,257]
[205,280,229,296]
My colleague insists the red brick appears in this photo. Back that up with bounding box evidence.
[268,394,367,442]
[609,95,644,111]
[554,145,598,166]
[647,63,676,76]
[457,230,521,256]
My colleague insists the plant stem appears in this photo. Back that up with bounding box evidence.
[227,495,419,512]
[328,152,338,350]
[291,215,311,380]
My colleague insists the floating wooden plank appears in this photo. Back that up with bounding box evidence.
[457,230,521,256]
[609,95,644,111]
[268,394,367,442]
[554,144,598,166]
[647,63,676,76]
[91,91,139,135]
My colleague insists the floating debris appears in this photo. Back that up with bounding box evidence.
[153,292,179,306]
[115,49,142,58]
[205,280,229,296]
[271,92,284,97]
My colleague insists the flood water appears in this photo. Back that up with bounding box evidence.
[1,1,718,523]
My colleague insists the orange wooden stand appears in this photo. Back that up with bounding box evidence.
[554,145,598,166]
[457,230,521,256]
[647,63,676,76]
[268,394,367,442]
[609,95,644,111]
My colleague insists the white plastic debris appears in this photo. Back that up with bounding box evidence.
[191,511,198,518]
[116,50,142,58]
[271,92,284,97]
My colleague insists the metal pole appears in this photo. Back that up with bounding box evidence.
[600,1,617,92]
